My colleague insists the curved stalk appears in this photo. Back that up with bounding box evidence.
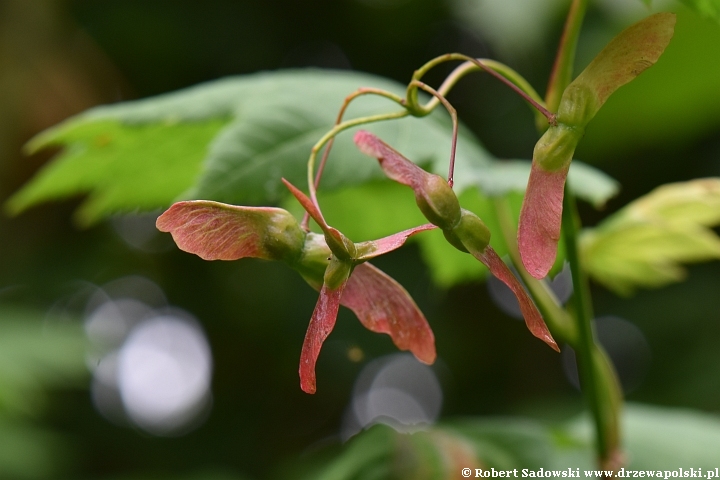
[406,54,555,125]
[304,52,554,230]
[410,80,459,186]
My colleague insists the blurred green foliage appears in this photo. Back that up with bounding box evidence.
[287,404,720,477]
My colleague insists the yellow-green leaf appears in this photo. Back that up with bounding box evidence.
[7,118,229,226]
[580,179,720,295]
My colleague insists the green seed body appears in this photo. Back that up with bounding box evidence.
[293,233,331,290]
[323,256,353,290]
[557,83,598,128]
[452,209,491,255]
[264,210,307,264]
[533,123,583,172]
[415,174,461,231]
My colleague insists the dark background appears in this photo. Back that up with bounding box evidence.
[0,0,719,478]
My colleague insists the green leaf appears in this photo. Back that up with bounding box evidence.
[290,406,720,477]
[8,118,229,226]
[290,418,591,478]
[303,424,395,480]
[184,84,493,207]
[9,70,493,224]
[106,472,253,480]
[293,424,484,480]
[679,0,720,23]
[444,418,551,469]
[10,69,618,227]
[622,404,720,468]
[580,178,720,295]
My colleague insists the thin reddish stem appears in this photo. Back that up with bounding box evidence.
[409,54,556,126]
[466,58,557,126]
[410,80,459,187]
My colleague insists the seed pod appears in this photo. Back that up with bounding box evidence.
[264,209,311,263]
[533,124,582,173]
[416,174,462,231]
[323,256,353,290]
[556,83,597,128]
[518,12,676,279]
[451,209,491,255]
[293,233,332,291]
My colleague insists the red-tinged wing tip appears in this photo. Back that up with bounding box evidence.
[356,223,437,261]
[342,263,436,364]
[281,178,347,252]
[353,130,429,189]
[479,247,559,352]
[281,178,326,229]
[518,162,569,279]
[299,282,347,394]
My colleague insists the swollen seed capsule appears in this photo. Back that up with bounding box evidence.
[452,209,491,256]
[323,256,353,290]
[532,123,582,172]
[263,209,307,264]
[556,83,597,128]
[294,233,332,290]
[415,174,462,231]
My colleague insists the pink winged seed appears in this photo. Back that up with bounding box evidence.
[299,281,347,394]
[341,263,436,364]
[156,201,282,261]
[354,130,428,189]
[478,247,559,352]
[574,12,676,111]
[517,163,569,279]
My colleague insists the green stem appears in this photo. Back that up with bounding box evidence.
[542,1,622,470]
[306,109,409,209]
[491,197,577,345]
[545,0,589,114]
[563,186,621,468]
[406,54,555,125]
